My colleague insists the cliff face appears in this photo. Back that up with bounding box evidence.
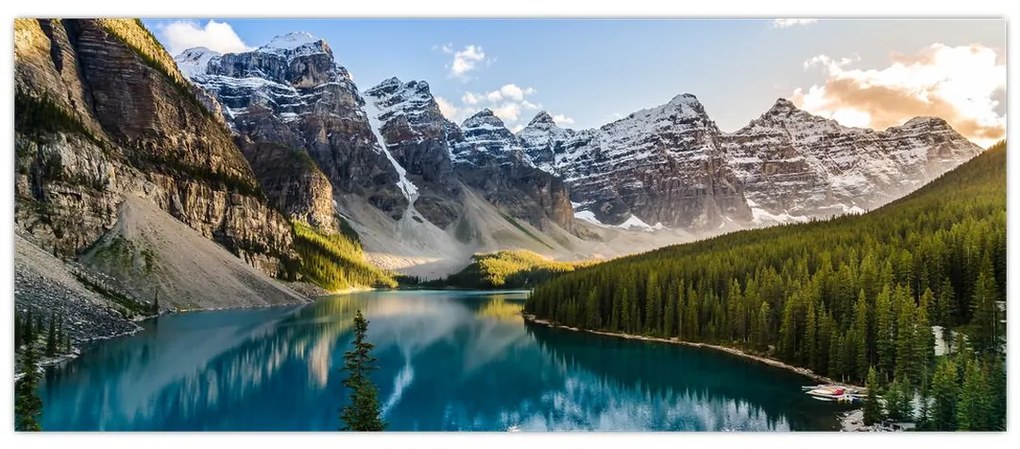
[723,99,985,223]
[179,35,409,225]
[14,18,297,276]
[363,78,463,228]
[453,109,575,232]
[520,95,983,230]
[521,94,752,231]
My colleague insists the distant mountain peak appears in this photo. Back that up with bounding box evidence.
[769,97,797,111]
[463,108,506,129]
[900,116,951,129]
[174,46,222,78]
[528,111,557,126]
[261,31,323,50]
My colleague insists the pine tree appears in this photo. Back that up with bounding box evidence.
[894,288,916,387]
[827,329,842,379]
[620,287,632,334]
[45,312,57,357]
[988,357,1006,431]
[15,343,43,431]
[930,358,958,431]
[645,274,661,335]
[874,286,895,381]
[956,358,991,431]
[853,290,869,382]
[916,377,932,430]
[913,290,936,385]
[804,301,817,371]
[970,256,1000,357]
[339,310,384,431]
[610,286,622,331]
[585,287,601,330]
[663,285,676,337]
[863,366,883,426]
[756,301,770,350]
[884,380,911,422]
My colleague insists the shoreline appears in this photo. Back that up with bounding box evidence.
[521,313,862,390]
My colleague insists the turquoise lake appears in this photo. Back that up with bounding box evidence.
[40,290,849,431]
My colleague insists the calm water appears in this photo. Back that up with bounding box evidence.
[40,290,848,431]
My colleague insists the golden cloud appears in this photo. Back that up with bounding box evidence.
[792,44,1006,147]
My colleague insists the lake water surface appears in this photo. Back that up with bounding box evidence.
[41,290,848,431]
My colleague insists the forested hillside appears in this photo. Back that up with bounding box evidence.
[292,221,397,291]
[442,250,591,289]
[527,143,1006,430]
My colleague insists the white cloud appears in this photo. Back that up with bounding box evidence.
[444,83,543,130]
[510,124,526,133]
[157,20,251,56]
[443,44,487,81]
[772,18,817,28]
[435,96,459,120]
[461,92,481,105]
[491,103,525,123]
[552,114,575,125]
[792,43,1006,147]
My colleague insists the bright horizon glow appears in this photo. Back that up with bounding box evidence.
[145,18,1006,147]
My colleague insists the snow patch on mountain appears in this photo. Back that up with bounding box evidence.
[260,32,321,50]
[174,47,221,78]
[363,98,419,202]
[617,214,657,231]
[573,210,604,226]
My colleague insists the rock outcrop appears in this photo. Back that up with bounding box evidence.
[520,95,983,230]
[14,18,298,279]
[724,98,984,223]
[454,109,575,232]
[520,94,752,231]
[178,34,409,223]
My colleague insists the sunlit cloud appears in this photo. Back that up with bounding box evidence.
[552,114,576,125]
[156,19,252,55]
[435,96,460,120]
[791,43,1006,147]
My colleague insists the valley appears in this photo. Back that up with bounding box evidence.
[11,17,1005,433]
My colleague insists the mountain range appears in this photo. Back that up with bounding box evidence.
[14,20,984,328]
[175,31,981,269]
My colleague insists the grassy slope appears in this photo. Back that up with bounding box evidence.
[292,221,397,291]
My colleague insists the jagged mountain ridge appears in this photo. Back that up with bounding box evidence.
[518,95,984,228]
[173,29,983,276]
[178,36,581,278]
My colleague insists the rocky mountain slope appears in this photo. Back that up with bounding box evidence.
[14,19,305,315]
[519,94,753,231]
[724,98,984,223]
[14,19,985,308]
[179,36,585,278]
[519,96,984,229]
[176,30,983,276]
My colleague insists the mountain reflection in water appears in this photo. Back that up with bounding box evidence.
[41,290,846,431]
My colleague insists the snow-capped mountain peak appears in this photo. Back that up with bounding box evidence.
[173,47,221,78]
[260,31,322,50]
[527,111,557,127]
[462,108,507,129]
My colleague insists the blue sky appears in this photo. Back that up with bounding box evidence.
[144,18,1006,145]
